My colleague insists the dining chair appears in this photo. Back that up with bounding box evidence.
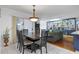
[16,30,22,53]
[19,31,33,54]
[40,36,48,54]
[23,29,28,35]
[35,30,48,54]
[35,36,48,54]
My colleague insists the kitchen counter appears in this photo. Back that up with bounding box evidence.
[71,31,79,35]
[71,31,79,51]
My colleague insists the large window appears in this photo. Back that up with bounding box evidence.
[47,20,62,30]
[47,18,77,35]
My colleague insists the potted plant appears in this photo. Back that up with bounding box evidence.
[3,28,9,47]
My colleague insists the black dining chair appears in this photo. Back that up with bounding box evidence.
[35,36,48,54]
[40,36,48,54]
[35,30,48,54]
[23,29,28,35]
[16,30,22,53]
[19,31,33,54]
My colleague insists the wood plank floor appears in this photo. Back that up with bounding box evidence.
[48,40,75,52]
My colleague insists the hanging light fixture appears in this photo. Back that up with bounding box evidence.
[29,5,39,22]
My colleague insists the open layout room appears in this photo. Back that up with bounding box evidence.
[0,5,79,54]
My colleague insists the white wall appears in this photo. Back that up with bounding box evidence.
[40,19,49,36]
[0,16,2,48]
[0,8,12,48]
[40,19,49,29]
[24,19,33,36]
[17,18,33,36]
[0,8,30,48]
[0,12,12,48]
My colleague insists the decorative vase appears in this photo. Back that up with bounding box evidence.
[3,28,9,47]
[4,37,9,47]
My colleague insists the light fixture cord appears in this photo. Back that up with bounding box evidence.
[33,5,35,17]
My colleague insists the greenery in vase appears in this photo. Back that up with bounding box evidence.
[3,28,9,39]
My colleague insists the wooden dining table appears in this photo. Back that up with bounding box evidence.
[24,34,40,53]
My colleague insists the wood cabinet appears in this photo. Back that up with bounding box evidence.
[63,35,75,51]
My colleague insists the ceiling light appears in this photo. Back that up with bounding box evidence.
[29,5,39,22]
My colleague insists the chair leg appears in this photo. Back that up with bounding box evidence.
[23,49,24,54]
[45,46,47,53]
[19,47,21,53]
[17,42,19,49]
[19,45,21,53]
[34,50,36,53]
[40,47,42,54]
[34,45,36,53]
[19,44,22,53]
[22,47,24,54]
[46,48,47,53]
[18,43,21,52]
[17,44,18,49]
[18,46,20,51]
[31,50,32,53]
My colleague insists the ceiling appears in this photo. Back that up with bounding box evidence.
[0,5,79,19]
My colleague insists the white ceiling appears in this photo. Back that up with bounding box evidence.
[0,5,79,19]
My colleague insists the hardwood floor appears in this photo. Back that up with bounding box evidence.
[48,40,75,51]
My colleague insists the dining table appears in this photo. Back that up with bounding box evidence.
[24,34,40,53]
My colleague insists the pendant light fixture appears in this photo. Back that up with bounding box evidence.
[29,5,39,22]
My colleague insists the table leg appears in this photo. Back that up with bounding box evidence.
[31,43,36,53]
